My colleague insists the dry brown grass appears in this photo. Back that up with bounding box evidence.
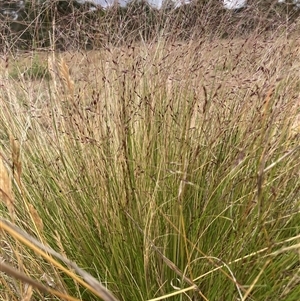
[1,35,299,158]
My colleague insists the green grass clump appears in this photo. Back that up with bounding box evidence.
[9,55,51,80]
[0,34,300,301]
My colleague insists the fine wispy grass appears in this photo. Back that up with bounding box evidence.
[1,30,300,301]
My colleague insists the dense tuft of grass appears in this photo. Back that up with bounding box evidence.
[1,11,300,301]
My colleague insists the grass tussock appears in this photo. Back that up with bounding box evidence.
[1,26,300,301]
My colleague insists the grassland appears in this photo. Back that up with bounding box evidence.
[0,31,300,301]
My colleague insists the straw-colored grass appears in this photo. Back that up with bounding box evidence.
[0,33,299,301]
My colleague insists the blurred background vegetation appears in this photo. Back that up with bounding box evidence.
[1,0,300,51]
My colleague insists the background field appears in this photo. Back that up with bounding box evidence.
[1,2,300,301]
